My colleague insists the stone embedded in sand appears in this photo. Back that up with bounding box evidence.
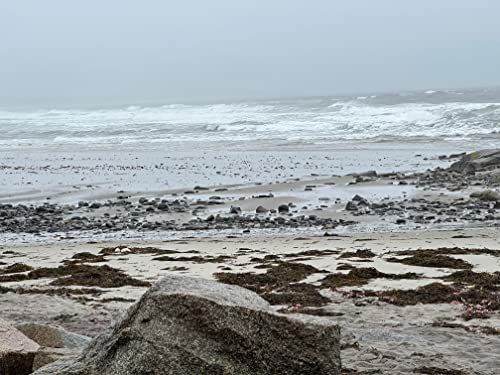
[0,319,40,375]
[33,275,341,375]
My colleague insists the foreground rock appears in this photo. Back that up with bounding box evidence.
[16,324,90,371]
[0,319,40,375]
[34,276,341,375]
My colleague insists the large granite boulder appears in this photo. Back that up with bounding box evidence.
[34,275,341,375]
[449,149,500,172]
[0,319,40,375]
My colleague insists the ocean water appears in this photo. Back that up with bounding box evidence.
[1,88,500,151]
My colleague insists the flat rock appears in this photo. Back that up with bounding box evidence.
[34,275,341,375]
[0,319,40,375]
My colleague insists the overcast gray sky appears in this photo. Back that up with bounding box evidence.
[1,0,499,107]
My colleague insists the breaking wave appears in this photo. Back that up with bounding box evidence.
[1,89,500,149]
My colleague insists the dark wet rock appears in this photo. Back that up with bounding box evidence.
[0,319,40,375]
[345,201,358,211]
[156,202,169,211]
[229,205,242,214]
[470,190,500,202]
[449,149,500,172]
[352,194,368,203]
[33,276,341,375]
[277,204,289,213]
[255,205,268,213]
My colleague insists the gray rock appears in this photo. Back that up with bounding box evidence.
[15,322,92,371]
[345,201,358,211]
[34,276,341,375]
[32,348,81,372]
[0,319,40,375]
[470,190,500,202]
[229,205,242,214]
[277,204,289,213]
[15,324,90,350]
[449,149,500,172]
[255,205,268,213]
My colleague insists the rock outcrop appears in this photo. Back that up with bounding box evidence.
[449,149,500,172]
[34,275,341,375]
[0,319,40,375]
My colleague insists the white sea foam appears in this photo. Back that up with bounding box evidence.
[1,92,500,150]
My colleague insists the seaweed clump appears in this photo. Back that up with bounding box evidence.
[320,267,420,288]
[215,261,329,306]
[386,254,473,269]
